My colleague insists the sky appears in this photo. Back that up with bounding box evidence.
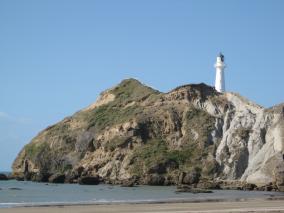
[1,0,284,171]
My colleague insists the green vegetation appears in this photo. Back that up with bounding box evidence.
[57,163,73,173]
[74,79,160,131]
[45,122,71,137]
[128,107,217,177]
[25,142,49,160]
[130,139,198,176]
[111,78,160,104]
[82,104,144,131]
[132,139,168,168]
[186,107,216,147]
[186,108,215,134]
[19,80,223,180]
[130,139,167,176]
[25,134,76,173]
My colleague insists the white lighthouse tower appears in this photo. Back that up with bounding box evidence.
[214,53,226,93]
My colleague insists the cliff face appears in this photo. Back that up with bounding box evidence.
[12,79,284,187]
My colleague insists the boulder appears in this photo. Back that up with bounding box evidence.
[48,174,65,183]
[181,171,200,185]
[196,181,221,189]
[8,187,22,190]
[144,175,165,185]
[255,182,278,191]
[31,173,51,182]
[274,165,284,191]
[218,180,244,190]
[0,173,8,181]
[242,183,257,191]
[64,174,77,184]
[266,185,278,191]
[78,176,100,185]
[15,176,24,181]
[164,176,176,186]
[222,186,242,190]
[7,174,15,180]
[121,179,135,187]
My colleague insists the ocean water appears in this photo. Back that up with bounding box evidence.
[1,180,284,208]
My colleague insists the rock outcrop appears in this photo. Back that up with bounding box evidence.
[0,174,8,181]
[12,79,284,189]
[78,176,100,185]
[48,174,65,183]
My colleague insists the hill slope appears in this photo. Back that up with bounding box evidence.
[12,79,284,189]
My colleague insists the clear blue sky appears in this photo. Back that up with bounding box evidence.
[1,0,284,171]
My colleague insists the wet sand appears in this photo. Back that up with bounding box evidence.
[1,199,284,213]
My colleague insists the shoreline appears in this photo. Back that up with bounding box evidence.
[2,196,284,209]
[2,180,284,212]
[1,199,284,213]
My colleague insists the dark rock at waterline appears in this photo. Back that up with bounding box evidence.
[78,176,100,185]
[64,175,77,184]
[163,176,176,186]
[121,179,135,187]
[179,171,200,185]
[217,181,259,191]
[176,185,213,193]
[15,176,24,181]
[8,187,22,190]
[144,174,165,186]
[255,183,278,191]
[221,186,243,190]
[30,173,50,182]
[242,183,257,191]
[48,174,65,183]
[265,183,278,191]
[7,175,15,180]
[196,181,221,190]
[217,180,245,190]
[0,174,8,181]
[274,165,284,192]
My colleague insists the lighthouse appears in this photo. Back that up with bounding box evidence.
[214,53,226,93]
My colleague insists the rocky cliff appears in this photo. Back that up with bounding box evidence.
[12,79,284,189]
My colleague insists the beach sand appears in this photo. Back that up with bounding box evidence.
[1,199,284,213]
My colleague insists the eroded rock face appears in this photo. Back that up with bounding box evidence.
[78,176,100,185]
[12,79,284,189]
[48,174,65,183]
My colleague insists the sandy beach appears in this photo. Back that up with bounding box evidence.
[1,199,284,213]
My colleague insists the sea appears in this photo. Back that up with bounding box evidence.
[1,172,284,208]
